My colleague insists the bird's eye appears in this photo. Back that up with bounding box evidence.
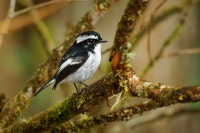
[87,39,93,43]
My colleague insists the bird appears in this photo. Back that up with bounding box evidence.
[34,31,107,96]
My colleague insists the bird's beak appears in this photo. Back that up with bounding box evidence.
[99,40,107,43]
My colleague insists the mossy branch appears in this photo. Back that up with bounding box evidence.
[51,74,200,132]
[110,0,148,70]
[0,0,117,128]
[51,101,200,132]
[51,100,159,132]
[129,79,200,103]
[3,70,200,132]
[2,71,125,132]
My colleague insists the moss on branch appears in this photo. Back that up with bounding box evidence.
[129,80,200,104]
[2,72,124,132]
[51,100,159,132]
[52,85,200,133]
[52,82,200,132]
[3,68,200,132]
[110,0,148,70]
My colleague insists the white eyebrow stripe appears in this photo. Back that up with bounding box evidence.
[76,35,98,43]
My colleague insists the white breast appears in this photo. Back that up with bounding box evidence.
[62,44,101,83]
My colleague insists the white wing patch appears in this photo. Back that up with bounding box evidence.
[76,35,98,43]
[57,58,82,74]
[57,58,73,74]
[70,61,82,65]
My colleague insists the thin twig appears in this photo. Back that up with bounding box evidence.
[0,0,16,48]
[147,0,167,61]
[103,5,183,55]
[139,1,193,78]
[17,0,56,56]
[131,107,200,129]
[13,0,71,17]
[102,47,112,54]
[1,1,69,32]
[162,48,200,58]
[131,5,183,50]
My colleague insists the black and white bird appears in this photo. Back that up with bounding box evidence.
[34,31,107,96]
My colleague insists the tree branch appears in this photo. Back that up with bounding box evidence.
[1,72,126,132]
[110,0,148,70]
[129,79,200,103]
[3,68,200,132]
[50,100,159,132]
[52,79,200,132]
[60,103,199,132]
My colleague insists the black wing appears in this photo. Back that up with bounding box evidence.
[52,47,89,89]
[59,46,78,67]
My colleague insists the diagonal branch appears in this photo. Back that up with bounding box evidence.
[17,0,56,56]
[51,100,159,132]
[53,100,200,132]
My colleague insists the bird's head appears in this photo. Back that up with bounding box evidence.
[75,31,107,46]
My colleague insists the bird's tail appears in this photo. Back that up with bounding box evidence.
[34,77,55,96]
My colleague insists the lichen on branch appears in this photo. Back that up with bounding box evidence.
[110,0,148,70]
